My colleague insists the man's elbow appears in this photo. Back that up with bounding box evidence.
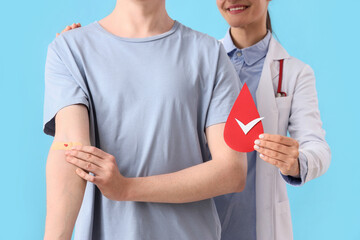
[233,175,246,193]
[224,153,247,193]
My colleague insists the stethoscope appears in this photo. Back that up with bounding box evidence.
[276,59,287,97]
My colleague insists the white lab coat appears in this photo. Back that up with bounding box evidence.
[254,36,331,240]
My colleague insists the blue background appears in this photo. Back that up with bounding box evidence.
[1,0,359,239]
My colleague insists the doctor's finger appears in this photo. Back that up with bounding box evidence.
[259,154,288,169]
[255,146,288,162]
[254,139,292,156]
[66,155,102,175]
[60,25,71,34]
[259,134,295,147]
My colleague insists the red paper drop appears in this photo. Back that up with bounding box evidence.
[224,83,264,152]
[64,144,68,147]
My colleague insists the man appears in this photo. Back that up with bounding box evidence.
[43,0,247,239]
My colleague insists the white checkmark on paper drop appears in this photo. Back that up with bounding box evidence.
[235,117,264,135]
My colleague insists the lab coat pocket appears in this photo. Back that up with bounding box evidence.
[275,96,292,136]
[275,200,293,240]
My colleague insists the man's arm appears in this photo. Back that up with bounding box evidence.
[121,123,247,203]
[67,123,246,203]
[44,104,90,240]
[66,124,247,204]
[68,123,247,203]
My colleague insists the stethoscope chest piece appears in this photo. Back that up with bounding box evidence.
[276,92,287,98]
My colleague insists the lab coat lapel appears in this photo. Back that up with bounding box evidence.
[255,36,290,240]
[270,38,290,86]
[256,36,289,134]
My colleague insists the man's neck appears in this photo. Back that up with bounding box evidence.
[99,0,174,38]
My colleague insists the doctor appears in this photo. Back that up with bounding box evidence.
[214,0,331,239]
[56,0,331,238]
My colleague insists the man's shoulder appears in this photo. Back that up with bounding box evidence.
[177,22,222,50]
[49,22,97,51]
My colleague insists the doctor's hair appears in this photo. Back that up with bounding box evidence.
[266,10,272,33]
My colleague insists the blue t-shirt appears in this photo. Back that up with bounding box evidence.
[43,21,241,240]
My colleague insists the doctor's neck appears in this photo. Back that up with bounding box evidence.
[98,0,174,38]
[230,16,268,49]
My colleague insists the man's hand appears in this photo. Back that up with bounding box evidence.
[254,133,300,177]
[56,23,81,37]
[65,145,128,201]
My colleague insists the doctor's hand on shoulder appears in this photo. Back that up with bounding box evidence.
[253,134,300,177]
[56,23,81,37]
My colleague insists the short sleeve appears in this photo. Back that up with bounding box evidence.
[43,43,89,136]
[205,44,241,128]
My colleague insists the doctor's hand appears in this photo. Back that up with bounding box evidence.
[64,145,129,201]
[253,134,300,177]
[56,23,81,37]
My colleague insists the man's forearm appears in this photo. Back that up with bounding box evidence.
[123,153,247,203]
[44,141,88,240]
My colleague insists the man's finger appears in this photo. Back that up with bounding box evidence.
[66,155,102,175]
[66,149,103,167]
[73,145,111,159]
[75,168,96,183]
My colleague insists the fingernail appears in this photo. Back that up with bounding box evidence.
[254,140,260,145]
[254,145,259,150]
[259,134,264,139]
[260,154,264,158]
